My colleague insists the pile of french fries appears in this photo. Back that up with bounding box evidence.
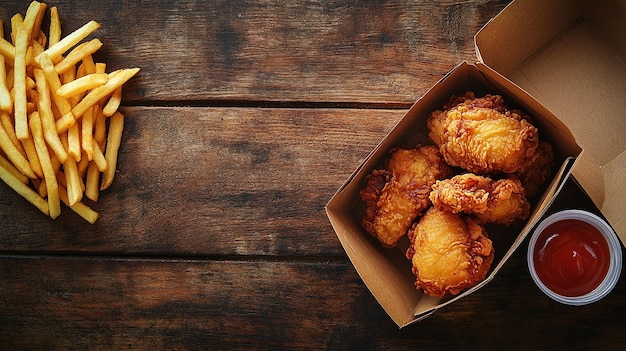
[0,1,139,223]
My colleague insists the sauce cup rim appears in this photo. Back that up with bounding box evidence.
[527,209,622,305]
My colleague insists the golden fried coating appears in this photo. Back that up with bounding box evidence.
[360,146,452,247]
[427,93,539,174]
[429,173,492,214]
[405,207,494,297]
[360,169,387,219]
[428,92,507,146]
[474,175,531,226]
[515,140,555,199]
[430,173,531,226]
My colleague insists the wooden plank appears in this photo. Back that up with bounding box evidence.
[1,252,626,350]
[0,256,375,350]
[0,0,511,104]
[0,106,403,255]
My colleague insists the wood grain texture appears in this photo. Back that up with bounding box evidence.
[0,0,510,104]
[0,106,403,255]
[3,0,623,350]
[2,245,626,350]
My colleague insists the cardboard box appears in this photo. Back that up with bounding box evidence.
[326,0,625,327]
[475,0,626,243]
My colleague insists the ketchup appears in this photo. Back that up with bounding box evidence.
[533,218,610,297]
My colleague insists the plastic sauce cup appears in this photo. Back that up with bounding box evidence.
[527,209,622,305]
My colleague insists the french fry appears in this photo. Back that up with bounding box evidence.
[48,6,60,47]
[67,122,81,161]
[81,54,96,75]
[0,153,29,184]
[5,67,14,90]
[102,86,122,117]
[32,3,47,43]
[0,162,48,216]
[61,67,81,107]
[63,155,82,206]
[33,68,68,163]
[20,132,44,178]
[0,120,35,179]
[0,2,138,223]
[55,113,75,134]
[10,13,23,44]
[95,62,106,74]
[14,26,29,140]
[29,111,60,218]
[56,73,108,98]
[31,41,45,63]
[0,112,25,157]
[77,152,90,178]
[0,38,15,65]
[25,75,37,92]
[22,1,45,42]
[81,106,94,160]
[35,30,47,48]
[37,53,74,120]
[93,105,107,149]
[54,38,102,75]
[58,183,98,224]
[35,20,100,64]
[60,133,82,206]
[92,141,108,173]
[48,6,61,47]
[50,153,61,177]
[72,68,139,119]
[101,111,124,190]
[85,161,100,201]
[37,176,47,197]
[0,56,12,112]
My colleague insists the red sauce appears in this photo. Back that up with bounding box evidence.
[533,219,610,297]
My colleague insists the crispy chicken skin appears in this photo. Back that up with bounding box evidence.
[405,207,494,297]
[430,173,531,226]
[428,92,539,174]
[360,145,452,247]
[515,140,555,199]
[474,175,531,226]
[428,173,492,214]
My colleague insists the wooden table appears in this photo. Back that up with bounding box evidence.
[1,1,625,349]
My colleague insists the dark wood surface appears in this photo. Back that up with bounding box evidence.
[1,1,625,350]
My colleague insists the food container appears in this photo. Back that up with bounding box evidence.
[326,0,626,327]
[527,209,622,305]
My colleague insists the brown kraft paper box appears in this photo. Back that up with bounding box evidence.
[326,0,625,327]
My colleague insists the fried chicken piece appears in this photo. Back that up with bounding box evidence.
[427,93,539,174]
[405,207,494,297]
[429,173,531,226]
[515,141,555,199]
[429,173,492,214]
[445,91,508,113]
[360,145,452,247]
[360,169,387,222]
[474,175,531,226]
[428,92,507,147]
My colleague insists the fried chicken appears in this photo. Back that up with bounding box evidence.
[428,173,492,214]
[515,140,555,199]
[474,175,531,226]
[360,145,452,247]
[405,207,494,297]
[429,173,531,226]
[427,93,539,174]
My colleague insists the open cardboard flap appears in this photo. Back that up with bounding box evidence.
[326,61,581,327]
[475,0,626,243]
